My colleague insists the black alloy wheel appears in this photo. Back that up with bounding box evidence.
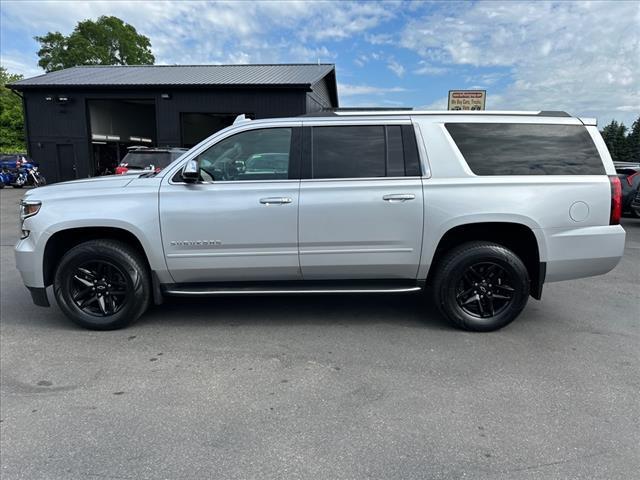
[54,239,150,330]
[432,241,530,332]
[70,261,131,316]
[455,262,516,318]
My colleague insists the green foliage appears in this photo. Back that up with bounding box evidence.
[601,116,640,162]
[0,67,26,153]
[627,117,640,161]
[35,16,154,72]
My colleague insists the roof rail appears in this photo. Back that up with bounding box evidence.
[299,111,337,117]
[537,111,571,117]
[299,107,414,117]
[298,110,575,117]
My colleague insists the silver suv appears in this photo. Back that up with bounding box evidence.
[15,111,626,331]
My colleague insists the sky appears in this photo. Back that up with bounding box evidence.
[1,0,639,127]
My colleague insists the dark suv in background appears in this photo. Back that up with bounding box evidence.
[614,162,640,217]
[115,147,188,175]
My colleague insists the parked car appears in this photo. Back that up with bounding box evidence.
[16,110,626,331]
[614,162,640,217]
[115,147,187,175]
[631,190,640,217]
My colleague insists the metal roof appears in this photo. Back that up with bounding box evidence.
[9,64,336,89]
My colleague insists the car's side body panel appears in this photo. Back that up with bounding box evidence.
[159,179,301,283]
[411,116,623,282]
[15,112,626,307]
[298,177,424,279]
[15,176,170,288]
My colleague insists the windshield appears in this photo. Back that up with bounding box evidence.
[121,152,174,169]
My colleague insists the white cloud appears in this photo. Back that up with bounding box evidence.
[0,52,42,77]
[387,58,405,77]
[401,1,640,125]
[0,1,395,68]
[414,61,448,76]
[365,33,394,45]
[338,83,407,96]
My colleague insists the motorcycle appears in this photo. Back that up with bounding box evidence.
[0,156,47,188]
[0,168,12,189]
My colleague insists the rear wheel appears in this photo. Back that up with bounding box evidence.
[432,242,530,332]
[53,239,150,330]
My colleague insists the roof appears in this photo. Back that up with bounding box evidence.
[8,64,336,90]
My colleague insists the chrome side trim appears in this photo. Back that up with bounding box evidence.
[164,286,422,296]
[166,250,298,258]
[299,248,413,255]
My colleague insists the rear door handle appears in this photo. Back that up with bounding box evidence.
[260,197,292,205]
[383,194,416,202]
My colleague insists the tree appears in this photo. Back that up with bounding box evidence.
[626,116,640,161]
[0,67,26,152]
[601,120,630,162]
[35,16,154,72]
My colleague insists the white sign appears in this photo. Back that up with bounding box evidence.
[448,90,486,111]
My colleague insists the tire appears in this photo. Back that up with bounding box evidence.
[53,239,150,330]
[12,184,23,188]
[432,241,530,332]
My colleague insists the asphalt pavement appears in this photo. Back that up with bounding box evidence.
[1,186,638,479]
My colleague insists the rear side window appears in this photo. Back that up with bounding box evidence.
[310,125,422,179]
[445,123,605,175]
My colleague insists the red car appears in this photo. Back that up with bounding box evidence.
[115,147,188,175]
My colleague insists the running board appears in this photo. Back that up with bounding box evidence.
[162,281,422,297]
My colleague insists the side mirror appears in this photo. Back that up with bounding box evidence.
[181,158,199,183]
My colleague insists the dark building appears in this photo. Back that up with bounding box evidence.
[9,64,338,183]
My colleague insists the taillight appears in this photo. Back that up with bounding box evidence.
[626,171,638,186]
[115,166,128,175]
[609,175,622,225]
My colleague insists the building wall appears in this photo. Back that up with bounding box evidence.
[21,86,333,183]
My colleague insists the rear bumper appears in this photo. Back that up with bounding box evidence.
[543,225,626,282]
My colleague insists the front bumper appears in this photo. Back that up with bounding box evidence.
[15,234,44,288]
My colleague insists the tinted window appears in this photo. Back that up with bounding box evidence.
[401,125,422,176]
[196,128,291,181]
[386,126,405,177]
[312,126,385,178]
[445,123,604,175]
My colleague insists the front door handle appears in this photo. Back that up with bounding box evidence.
[260,197,293,205]
[383,194,416,202]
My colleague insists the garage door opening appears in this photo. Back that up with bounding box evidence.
[181,113,252,148]
[88,99,156,175]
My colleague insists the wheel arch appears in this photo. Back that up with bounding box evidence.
[43,226,151,288]
[425,221,546,299]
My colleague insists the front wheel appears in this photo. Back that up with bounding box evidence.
[54,239,150,330]
[432,242,530,332]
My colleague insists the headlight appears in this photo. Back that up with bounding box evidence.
[19,200,41,239]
